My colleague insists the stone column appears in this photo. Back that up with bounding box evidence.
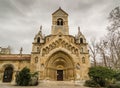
[11,71,16,84]
[0,71,3,83]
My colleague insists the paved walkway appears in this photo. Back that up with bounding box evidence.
[0,81,90,88]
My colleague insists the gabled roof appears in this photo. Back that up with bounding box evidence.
[52,7,68,15]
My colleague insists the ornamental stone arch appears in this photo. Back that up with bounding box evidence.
[44,49,75,81]
[1,63,15,71]
[42,39,79,56]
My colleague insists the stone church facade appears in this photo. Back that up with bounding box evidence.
[0,8,90,83]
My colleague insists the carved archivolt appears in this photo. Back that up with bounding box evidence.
[42,39,79,56]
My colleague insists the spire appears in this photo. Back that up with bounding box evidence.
[20,47,23,56]
[38,25,42,35]
[59,6,61,9]
[78,26,80,33]
[40,25,42,31]
[78,26,82,35]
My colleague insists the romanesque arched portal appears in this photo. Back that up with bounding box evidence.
[45,51,74,81]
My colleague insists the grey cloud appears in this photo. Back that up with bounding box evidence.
[0,0,24,19]
[0,0,119,53]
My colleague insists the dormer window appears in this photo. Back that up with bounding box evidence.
[80,38,83,43]
[37,37,40,43]
[57,18,63,26]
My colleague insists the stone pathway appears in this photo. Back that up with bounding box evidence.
[0,81,90,88]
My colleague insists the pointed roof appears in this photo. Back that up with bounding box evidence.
[52,7,68,15]
[78,26,82,36]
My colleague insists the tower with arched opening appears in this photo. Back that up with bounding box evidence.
[31,7,90,81]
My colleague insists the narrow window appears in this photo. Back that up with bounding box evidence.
[57,20,60,25]
[57,18,63,26]
[37,47,39,52]
[80,38,83,43]
[37,37,40,43]
[82,57,85,63]
[61,20,63,25]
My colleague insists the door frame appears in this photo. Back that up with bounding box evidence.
[3,66,13,82]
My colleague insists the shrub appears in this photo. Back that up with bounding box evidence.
[107,84,120,88]
[88,66,116,87]
[29,72,38,86]
[16,67,39,86]
[16,67,31,86]
[114,72,120,81]
[84,80,100,87]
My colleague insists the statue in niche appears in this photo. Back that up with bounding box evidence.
[76,73,80,79]
[76,63,80,70]
[35,57,38,63]
[41,63,44,70]
[20,47,23,56]
[75,63,81,80]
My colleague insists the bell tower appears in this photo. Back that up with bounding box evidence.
[51,7,69,35]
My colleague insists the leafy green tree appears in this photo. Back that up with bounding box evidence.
[88,66,116,87]
[16,67,31,86]
[114,71,120,81]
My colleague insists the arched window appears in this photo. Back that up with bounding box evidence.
[57,18,63,26]
[82,57,85,63]
[3,66,13,82]
[37,37,40,43]
[80,38,83,43]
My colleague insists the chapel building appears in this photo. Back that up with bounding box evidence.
[0,8,90,83]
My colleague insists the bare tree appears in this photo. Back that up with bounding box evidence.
[89,7,120,68]
[89,38,98,66]
[106,31,120,69]
[87,7,120,68]
[96,40,108,67]
[108,6,120,31]
[105,6,120,69]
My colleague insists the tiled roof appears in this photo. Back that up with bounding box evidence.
[0,54,31,61]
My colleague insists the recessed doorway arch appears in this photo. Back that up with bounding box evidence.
[45,51,74,81]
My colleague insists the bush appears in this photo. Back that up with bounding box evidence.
[16,67,31,86]
[114,72,120,81]
[88,66,116,87]
[107,84,120,88]
[16,67,39,86]
[84,80,100,87]
[29,72,38,86]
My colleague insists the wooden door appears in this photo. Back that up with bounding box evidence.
[57,70,63,81]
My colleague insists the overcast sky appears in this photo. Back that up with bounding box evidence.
[0,0,119,54]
